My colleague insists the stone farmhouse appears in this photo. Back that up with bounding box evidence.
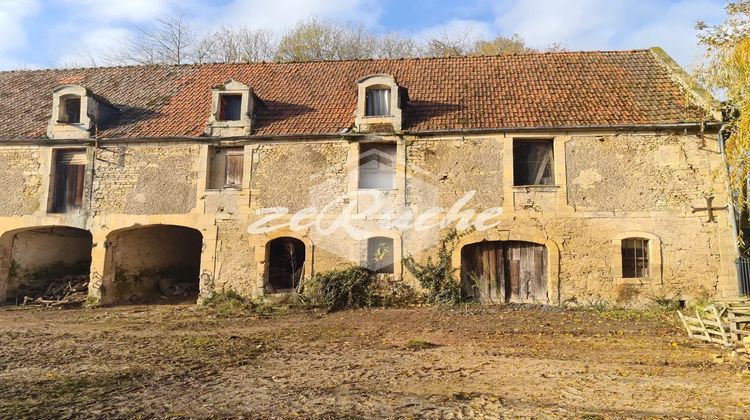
[0,47,740,306]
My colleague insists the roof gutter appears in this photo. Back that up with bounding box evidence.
[0,122,722,145]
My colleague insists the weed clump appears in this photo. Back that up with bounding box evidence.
[402,228,472,305]
[202,290,273,317]
[302,266,375,311]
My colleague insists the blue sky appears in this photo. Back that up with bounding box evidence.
[0,0,729,70]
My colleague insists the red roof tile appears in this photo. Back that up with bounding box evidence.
[0,49,713,139]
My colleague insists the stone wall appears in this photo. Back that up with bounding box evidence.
[566,134,714,211]
[91,144,199,215]
[0,147,42,216]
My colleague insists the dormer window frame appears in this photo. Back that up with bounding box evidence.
[355,74,403,133]
[206,79,255,137]
[48,85,92,139]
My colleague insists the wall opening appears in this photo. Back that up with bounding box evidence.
[267,237,305,293]
[102,225,202,305]
[460,241,548,303]
[0,226,92,304]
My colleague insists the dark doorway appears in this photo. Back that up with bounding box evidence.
[267,237,305,292]
[0,226,92,304]
[461,241,547,303]
[102,225,202,305]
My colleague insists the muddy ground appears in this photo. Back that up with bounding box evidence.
[0,304,748,419]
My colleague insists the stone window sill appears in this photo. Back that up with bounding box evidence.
[512,185,560,193]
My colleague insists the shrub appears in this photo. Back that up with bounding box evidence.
[302,266,376,311]
[203,290,273,317]
[402,228,472,305]
[370,275,420,307]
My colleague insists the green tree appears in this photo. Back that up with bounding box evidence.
[697,1,750,214]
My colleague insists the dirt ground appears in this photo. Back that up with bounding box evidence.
[0,304,749,419]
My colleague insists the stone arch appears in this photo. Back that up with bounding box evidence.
[102,224,203,305]
[253,231,314,296]
[0,226,93,304]
[453,230,561,304]
[266,237,306,292]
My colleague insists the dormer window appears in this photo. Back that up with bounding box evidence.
[47,85,116,140]
[59,96,82,124]
[205,79,257,137]
[355,74,405,133]
[365,87,390,116]
[219,94,242,121]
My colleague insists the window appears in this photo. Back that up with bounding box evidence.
[622,238,649,278]
[365,88,390,116]
[358,143,396,189]
[367,237,394,274]
[219,94,242,121]
[513,140,554,186]
[50,150,86,213]
[208,147,244,189]
[58,96,81,124]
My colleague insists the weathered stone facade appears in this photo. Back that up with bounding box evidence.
[0,129,739,306]
[0,50,740,307]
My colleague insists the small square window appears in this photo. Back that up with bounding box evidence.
[622,238,649,278]
[367,237,394,274]
[365,88,390,116]
[359,143,396,189]
[219,94,242,121]
[513,140,554,186]
[208,147,244,189]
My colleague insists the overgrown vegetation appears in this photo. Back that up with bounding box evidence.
[202,290,274,317]
[404,339,440,351]
[402,228,472,305]
[301,266,376,311]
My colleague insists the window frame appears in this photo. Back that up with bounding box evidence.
[49,149,87,214]
[367,236,395,274]
[207,146,245,191]
[364,87,391,117]
[621,238,649,278]
[611,232,662,284]
[218,93,243,122]
[357,142,397,190]
[512,139,555,186]
[59,96,82,124]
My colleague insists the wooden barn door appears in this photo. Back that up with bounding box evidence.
[461,241,505,303]
[504,242,547,303]
[461,241,548,303]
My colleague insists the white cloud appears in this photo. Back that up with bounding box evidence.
[491,0,726,66]
[61,0,177,22]
[0,0,40,52]
[213,0,383,30]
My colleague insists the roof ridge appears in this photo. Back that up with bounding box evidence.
[0,48,654,74]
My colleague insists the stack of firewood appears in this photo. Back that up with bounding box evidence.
[21,275,89,307]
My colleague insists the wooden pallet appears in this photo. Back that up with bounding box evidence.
[679,300,750,354]
[677,305,733,347]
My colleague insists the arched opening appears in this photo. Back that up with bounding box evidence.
[267,237,305,293]
[460,241,548,304]
[102,225,202,305]
[0,226,92,305]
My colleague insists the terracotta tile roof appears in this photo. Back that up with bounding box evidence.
[0,49,714,139]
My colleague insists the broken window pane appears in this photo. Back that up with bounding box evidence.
[219,94,242,121]
[367,236,394,274]
[513,140,554,186]
[622,238,649,278]
[358,143,396,189]
[365,88,390,116]
[50,150,86,213]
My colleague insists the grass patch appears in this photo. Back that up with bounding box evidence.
[404,339,440,351]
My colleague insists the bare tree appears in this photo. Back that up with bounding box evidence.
[473,34,534,55]
[200,26,276,63]
[377,32,419,58]
[105,11,197,65]
[421,25,479,57]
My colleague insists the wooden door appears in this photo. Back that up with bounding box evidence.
[504,241,547,303]
[461,241,505,303]
[461,241,547,303]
